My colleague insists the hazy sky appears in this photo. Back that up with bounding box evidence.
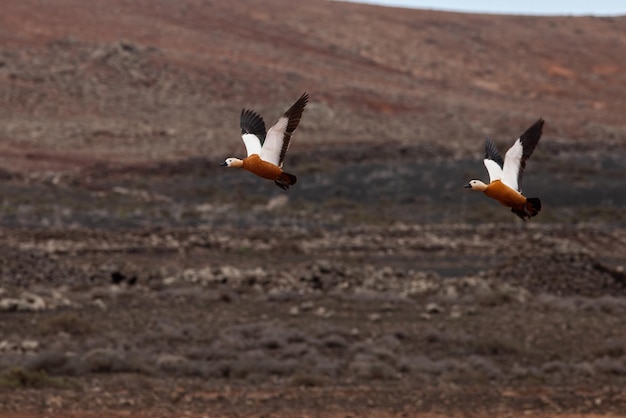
[341,0,626,16]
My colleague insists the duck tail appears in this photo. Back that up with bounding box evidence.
[526,197,542,217]
[274,172,297,190]
[511,197,541,221]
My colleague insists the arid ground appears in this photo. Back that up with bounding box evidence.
[0,1,625,416]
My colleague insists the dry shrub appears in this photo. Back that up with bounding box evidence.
[534,293,578,311]
[281,343,316,359]
[467,335,521,356]
[377,334,403,351]
[592,338,626,358]
[423,329,520,357]
[311,357,341,377]
[321,334,348,349]
[220,323,275,350]
[266,290,303,303]
[467,355,502,379]
[37,312,94,336]
[157,355,209,378]
[204,360,232,379]
[398,354,501,383]
[592,356,626,376]
[229,350,298,380]
[25,350,81,376]
[489,251,626,297]
[536,294,626,314]
[185,345,237,362]
[512,361,595,384]
[81,348,152,374]
[398,355,448,376]
[311,323,355,343]
[425,329,472,346]
[510,364,543,383]
[0,367,78,389]
[348,353,397,380]
[540,360,569,375]
[290,373,330,387]
[258,333,284,350]
[581,296,626,314]
[438,360,485,384]
[183,321,354,381]
[474,286,520,307]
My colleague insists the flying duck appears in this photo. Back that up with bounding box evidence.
[465,118,544,221]
[220,92,309,190]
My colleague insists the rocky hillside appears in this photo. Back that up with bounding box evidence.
[0,0,624,173]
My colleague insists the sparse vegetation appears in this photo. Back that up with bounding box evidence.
[37,312,94,336]
[0,367,78,389]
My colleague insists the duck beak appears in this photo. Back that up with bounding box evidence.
[219,162,228,167]
[463,183,472,189]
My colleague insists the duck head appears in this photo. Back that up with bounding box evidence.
[220,157,244,168]
[464,179,488,191]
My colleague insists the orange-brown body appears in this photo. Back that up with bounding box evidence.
[242,154,282,180]
[241,154,297,188]
[483,180,527,209]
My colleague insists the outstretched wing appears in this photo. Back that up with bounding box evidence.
[240,109,266,157]
[501,118,544,191]
[483,137,504,183]
[260,92,309,167]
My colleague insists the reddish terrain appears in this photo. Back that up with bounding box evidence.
[0,0,625,171]
[0,1,625,417]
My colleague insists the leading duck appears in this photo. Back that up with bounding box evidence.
[465,118,544,221]
[221,93,309,190]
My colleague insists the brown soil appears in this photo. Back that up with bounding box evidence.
[0,1,625,417]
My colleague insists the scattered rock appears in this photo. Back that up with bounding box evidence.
[0,339,40,353]
[0,245,86,288]
[265,195,289,211]
[0,292,46,311]
[368,313,382,321]
[426,303,442,314]
[156,354,188,371]
[21,340,39,352]
[487,251,626,297]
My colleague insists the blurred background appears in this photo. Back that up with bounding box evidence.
[0,1,625,416]
[0,0,624,228]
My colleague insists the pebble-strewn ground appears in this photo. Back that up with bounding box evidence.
[1,222,625,416]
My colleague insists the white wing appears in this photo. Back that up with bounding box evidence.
[241,133,262,157]
[259,93,308,167]
[502,119,544,192]
[260,115,288,166]
[501,138,523,191]
[483,159,503,183]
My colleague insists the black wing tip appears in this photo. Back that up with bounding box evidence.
[483,137,493,158]
[520,117,544,150]
[240,108,264,124]
[299,91,309,105]
[282,92,309,133]
[288,92,309,115]
[533,117,545,130]
[484,136,504,166]
[524,118,545,137]
[240,108,267,137]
